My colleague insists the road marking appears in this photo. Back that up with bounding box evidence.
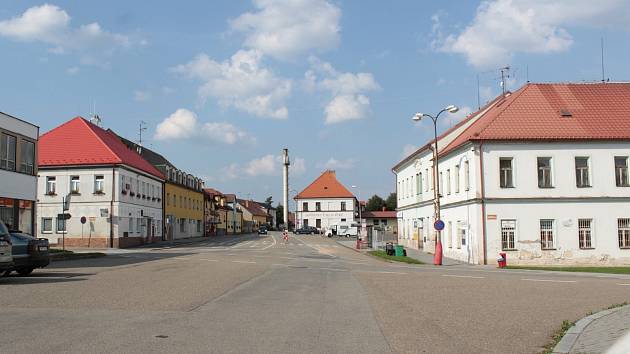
[260,233,277,250]
[199,259,218,262]
[232,260,256,264]
[375,271,408,275]
[521,278,576,283]
[442,274,485,279]
[317,267,347,272]
[617,283,630,286]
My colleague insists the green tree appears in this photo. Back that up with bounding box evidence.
[264,196,273,209]
[385,193,397,211]
[275,203,284,227]
[365,194,386,211]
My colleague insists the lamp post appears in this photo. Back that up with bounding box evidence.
[290,189,298,231]
[351,185,362,227]
[412,105,459,265]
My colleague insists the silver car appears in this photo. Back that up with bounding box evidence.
[0,221,13,273]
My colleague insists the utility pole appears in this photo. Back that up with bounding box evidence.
[282,149,290,231]
[138,121,147,146]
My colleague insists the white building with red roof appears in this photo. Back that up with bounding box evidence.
[393,83,630,265]
[37,117,165,248]
[295,170,358,232]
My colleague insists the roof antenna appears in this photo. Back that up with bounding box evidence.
[499,66,510,96]
[138,121,147,146]
[89,100,101,126]
[601,37,606,83]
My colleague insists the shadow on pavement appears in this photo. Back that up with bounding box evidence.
[49,252,193,269]
[1,271,91,285]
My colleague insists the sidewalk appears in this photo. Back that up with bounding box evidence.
[335,239,462,266]
[554,304,630,354]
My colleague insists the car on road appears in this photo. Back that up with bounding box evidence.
[257,226,268,235]
[0,221,12,273]
[4,232,50,276]
[294,226,319,235]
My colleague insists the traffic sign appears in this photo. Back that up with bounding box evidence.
[80,216,87,224]
[434,219,445,231]
[57,213,71,220]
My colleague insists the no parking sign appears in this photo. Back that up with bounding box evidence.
[434,219,445,231]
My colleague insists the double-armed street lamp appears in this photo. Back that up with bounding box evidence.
[412,104,459,265]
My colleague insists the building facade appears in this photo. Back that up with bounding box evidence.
[204,188,226,236]
[0,111,38,235]
[393,83,630,265]
[37,117,164,248]
[295,170,357,230]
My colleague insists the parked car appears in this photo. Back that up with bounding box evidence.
[294,226,319,235]
[258,226,268,235]
[4,232,50,276]
[0,221,12,273]
[325,223,359,237]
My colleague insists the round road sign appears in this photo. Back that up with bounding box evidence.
[434,219,445,231]
[80,216,87,224]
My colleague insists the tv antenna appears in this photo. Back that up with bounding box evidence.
[499,66,511,95]
[138,121,147,146]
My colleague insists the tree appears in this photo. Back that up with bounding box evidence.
[365,195,386,211]
[385,193,397,211]
[264,196,273,209]
[275,204,284,227]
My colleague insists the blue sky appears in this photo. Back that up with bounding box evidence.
[2,1,630,205]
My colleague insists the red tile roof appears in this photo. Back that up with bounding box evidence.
[38,117,164,179]
[203,188,224,197]
[296,170,355,199]
[442,83,630,155]
[362,210,396,218]
[238,200,268,217]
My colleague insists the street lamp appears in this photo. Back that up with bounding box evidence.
[290,189,298,231]
[351,185,362,226]
[412,104,459,266]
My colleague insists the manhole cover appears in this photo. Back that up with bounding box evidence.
[155,335,169,339]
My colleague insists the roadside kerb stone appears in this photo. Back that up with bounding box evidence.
[553,304,630,353]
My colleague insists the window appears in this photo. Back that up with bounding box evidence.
[499,158,514,188]
[316,202,321,211]
[425,169,430,192]
[166,193,170,206]
[464,161,470,191]
[439,172,443,196]
[341,202,346,211]
[460,228,466,246]
[129,217,134,233]
[46,176,56,195]
[615,157,629,187]
[501,220,516,250]
[70,176,80,194]
[0,133,16,171]
[316,219,321,228]
[138,219,142,234]
[454,165,460,193]
[540,219,555,250]
[303,202,308,211]
[618,218,630,248]
[448,221,453,248]
[418,173,423,195]
[578,219,593,249]
[537,157,553,188]
[56,217,66,233]
[197,220,201,233]
[575,157,590,188]
[381,219,387,225]
[19,140,35,174]
[446,169,451,195]
[94,175,104,194]
[303,219,309,227]
[41,218,52,233]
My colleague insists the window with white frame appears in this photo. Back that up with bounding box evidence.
[618,218,630,248]
[464,161,470,191]
[615,157,629,187]
[499,157,514,188]
[446,169,451,195]
[439,172,443,196]
[425,169,430,192]
[578,218,593,249]
[454,165,460,193]
[537,157,553,188]
[418,173,423,195]
[575,157,590,188]
[501,220,516,250]
[94,175,104,194]
[540,219,555,249]
[70,176,80,194]
[459,228,466,246]
[56,217,66,233]
[41,217,52,233]
[46,176,56,195]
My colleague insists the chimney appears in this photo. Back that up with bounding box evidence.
[246,200,249,208]
[382,206,386,211]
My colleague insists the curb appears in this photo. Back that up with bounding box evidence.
[51,253,107,261]
[334,240,365,253]
[552,304,630,353]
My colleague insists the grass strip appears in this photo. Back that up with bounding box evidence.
[505,265,630,274]
[368,250,424,264]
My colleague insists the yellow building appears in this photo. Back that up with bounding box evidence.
[165,176,204,239]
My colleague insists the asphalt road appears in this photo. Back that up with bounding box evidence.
[1,232,629,353]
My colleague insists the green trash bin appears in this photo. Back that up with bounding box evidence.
[394,245,404,257]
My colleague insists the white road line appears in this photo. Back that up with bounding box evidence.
[617,283,630,286]
[442,274,485,279]
[199,259,219,262]
[375,271,408,275]
[317,267,347,272]
[521,278,576,283]
[232,260,257,264]
[260,233,277,250]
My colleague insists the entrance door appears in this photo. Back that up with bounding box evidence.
[303,219,309,227]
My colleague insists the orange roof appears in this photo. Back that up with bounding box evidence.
[39,117,164,179]
[296,170,355,199]
[442,82,630,155]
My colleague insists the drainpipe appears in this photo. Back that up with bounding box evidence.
[478,142,487,265]
[110,166,115,248]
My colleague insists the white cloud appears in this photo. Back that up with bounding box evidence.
[133,90,151,102]
[66,66,79,75]
[317,157,355,170]
[154,108,253,145]
[305,57,380,124]
[220,154,306,180]
[230,0,341,60]
[442,105,473,128]
[401,144,418,158]
[436,0,630,69]
[0,4,134,66]
[172,50,291,119]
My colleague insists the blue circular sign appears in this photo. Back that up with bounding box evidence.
[434,219,445,231]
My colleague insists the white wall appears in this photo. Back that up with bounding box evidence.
[0,169,36,201]
[0,112,38,140]
[295,197,356,229]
